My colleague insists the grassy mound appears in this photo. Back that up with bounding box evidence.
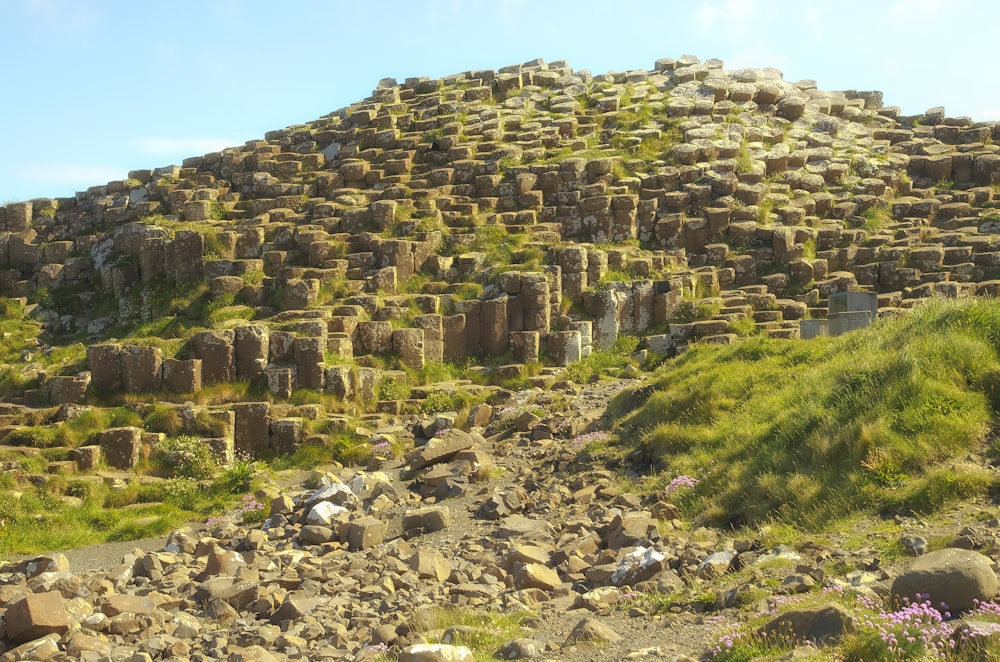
[614,298,1000,529]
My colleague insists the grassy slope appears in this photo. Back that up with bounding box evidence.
[614,298,1000,529]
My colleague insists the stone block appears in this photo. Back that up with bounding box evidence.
[206,437,234,467]
[270,417,302,452]
[547,330,582,366]
[325,365,353,399]
[165,230,204,282]
[192,330,235,384]
[139,237,167,282]
[408,548,452,581]
[327,333,353,360]
[234,324,270,380]
[69,445,100,471]
[347,516,386,550]
[294,336,325,390]
[210,275,244,297]
[45,373,90,405]
[283,278,320,310]
[442,314,467,362]
[356,320,394,354]
[268,330,296,364]
[393,328,425,369]
[509,331,539,363]
[234,402,271,457]
[480,296,509,355]
[370,200,397,231]
[265,366,296,399]
[5,202,33,231]
[408,429,475,470]
[356,367,378,401]
[4,591,70,644]
[162,358,202,393]
[87,344,122,392]
[120,345,163,393]
[402,506,451,535]
[98,427,143,469]
[182,200,213,222]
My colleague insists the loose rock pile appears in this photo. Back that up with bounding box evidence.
[1,378,999,661]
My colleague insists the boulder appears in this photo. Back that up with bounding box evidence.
[4,591,72,644]
[758,603,854,644]
[408,549,452,582]
[566,617,622,643]
[403,506,451,535]
[347,516,386,550]
[891,548,999,612]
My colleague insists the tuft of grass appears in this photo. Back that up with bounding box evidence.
[615,298,1000,529]
[565,336,639,383]
[860,207,892,235]
[424,608,535,662]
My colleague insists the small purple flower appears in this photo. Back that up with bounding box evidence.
[371,440,394,460]
[665,474,699,497]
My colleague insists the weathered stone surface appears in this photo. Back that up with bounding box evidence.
[234,402,270,456]
[45,372,90,404]
[234,324,269,380]
[891,548,999,612]
[4,591,71,644]
[162,358,202,393]
[758,603,854,644]
[408,429,475,470]
[86,344,122,392]
[408,548,452,581]
[399,644,474,662]
[403,506,451,535]
[347,516,386,550]
[393,327,425,369]
[98,427,143,469]
[192,330,235,384]
[120,345,163,393]
[514,563,562,591]
[566,617,622,644]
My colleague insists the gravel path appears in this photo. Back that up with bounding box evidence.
[11,535,170,575]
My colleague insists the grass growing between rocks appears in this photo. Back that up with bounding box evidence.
[425,608,535,661]
[564,336,641,383]
[705,588,1000,662]
[614,298,1000,529]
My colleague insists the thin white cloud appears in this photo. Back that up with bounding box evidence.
[21,0,100,35]
[130,138,237,156]
[695,0,760,36]
[972,109,1000,121]
[885,0,949,21]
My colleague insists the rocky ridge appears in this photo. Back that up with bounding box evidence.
[2,54,1000,659]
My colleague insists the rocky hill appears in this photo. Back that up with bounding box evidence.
[2,55,1000,660]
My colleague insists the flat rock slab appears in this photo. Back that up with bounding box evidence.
[408,429,475,470]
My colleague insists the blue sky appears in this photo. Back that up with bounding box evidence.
[2,0,998,203]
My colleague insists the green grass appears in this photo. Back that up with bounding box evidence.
[425,608,535,662]
[565,336,639,383]
[860,207,892,235]
[0,477,233,556]
[614,298,1000,529]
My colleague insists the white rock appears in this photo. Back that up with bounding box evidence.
[306,500,349,527]
[398,643,474,662]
